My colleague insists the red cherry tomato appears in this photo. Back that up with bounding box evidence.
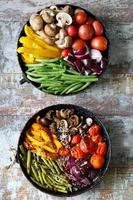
[86,17,94,25]
[91,134,103,144]
[59,147,69,156]
[80,137,96,154]
[72,39,86,50]
[91,36,108,51]
[88,124,101,137]
[61,48,72,58]
[75,12,88,24]
[71,144,86,159]
[96,142,107,156]
[90,154,105,169]
[67,25,78,38]
[92,20,104,36]
[71,134,81,144]
[78,24,94,40]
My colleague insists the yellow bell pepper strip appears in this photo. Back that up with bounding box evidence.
[26,134,57,153]
[21,53,35,64]
[24,25,60,53]
[19,36,44,50]
[17,47,60,58]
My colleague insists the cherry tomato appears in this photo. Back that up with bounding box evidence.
[61,48,72,58]
[96,142,107,156]
[67,25,78,38]
[71,134,81,144]
[71,144,86,159]
[91,134,103,144]
[59,147,69,156]
[80,136,96,154]
[86,17,94,25]
[75,12,88,24]
[88,124,101,136]
[72,39,86,50]
[90,154,105,169]
[78,24,94,40]
[92,20,104,36]
[91,36,108,51]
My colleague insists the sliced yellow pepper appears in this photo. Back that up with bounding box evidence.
[21,53,35,64]
[24,25,60,53]
[17,47,60,58]
[19,36,44,50]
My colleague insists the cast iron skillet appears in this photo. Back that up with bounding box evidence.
[17,4,109,92]
[16,104,111,197]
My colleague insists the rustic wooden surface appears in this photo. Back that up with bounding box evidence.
[0,0,133,199]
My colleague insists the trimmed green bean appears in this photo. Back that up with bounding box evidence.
[31,165,39,182]
[19,144,27,158]
[26,151,31,174]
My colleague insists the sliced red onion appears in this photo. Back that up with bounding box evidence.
[90,49,102,63]
[75,53,91,60]
[65,54,75,65]
[90,66,103,74]
[74,59,85,74]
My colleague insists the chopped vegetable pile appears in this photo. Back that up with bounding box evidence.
[17,5,108,95]
[19,107,108,193]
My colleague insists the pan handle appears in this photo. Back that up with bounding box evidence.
[19,76,30,85]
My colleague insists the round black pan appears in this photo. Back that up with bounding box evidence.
[16,104,111,196]
[17,4,109,94]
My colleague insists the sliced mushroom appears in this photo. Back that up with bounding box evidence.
[40,9,55,23]
[68,115,79,127]
[36,30,55,45]
[56,12,72,27]
[50,5,61,13]
[86,117,93,126]
[29,14,43,31]
[55,29,72,49]
[44,24,58,37]
[62,5,73,15]
[40,117,50,126]
[69,127,79,135]
[56,110,61,119]
[45,110,55,120]
[58,119,68,132]
[49,122,57,133]
[60,109,74,119]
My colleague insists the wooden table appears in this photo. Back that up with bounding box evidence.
[0,0,133,199]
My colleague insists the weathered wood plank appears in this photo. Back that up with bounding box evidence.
[0,0,133,22]
[0,74,133,116]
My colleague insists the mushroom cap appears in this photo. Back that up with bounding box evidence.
[40,9,55,23]
[29,14,43,31]
[56,12,72,27]
[44,24,58,37]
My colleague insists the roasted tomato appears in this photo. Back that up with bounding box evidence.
[90,154,105,169]
[91,134,103,144]
[80,136,96,154]
[78,24,94,40]
[71,134,81,144]
[59,147,69,156]
[61,48,72,58]
[91,36,108,51]
[75,12,88,24]
[71,144,86,159]
[88,124,101,136]
[96,142,107,156]
[92,20,104,36]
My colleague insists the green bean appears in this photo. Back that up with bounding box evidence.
[55,188,68,193]
[41,172,52,189]
[26,151,31,174]
[19,144,27,158]
[38,170,44,185]
[51,161,60,175]
[66,83,84,94]
[30,177,48,189]
[31,165,39,182]
[55,161,64,172]
[36,58,60,63]
[74,82,91,93]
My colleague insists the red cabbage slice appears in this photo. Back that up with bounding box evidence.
[74,59,85,74]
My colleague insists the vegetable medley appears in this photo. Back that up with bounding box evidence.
[17,5,108,95]
[19,107,108,193]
